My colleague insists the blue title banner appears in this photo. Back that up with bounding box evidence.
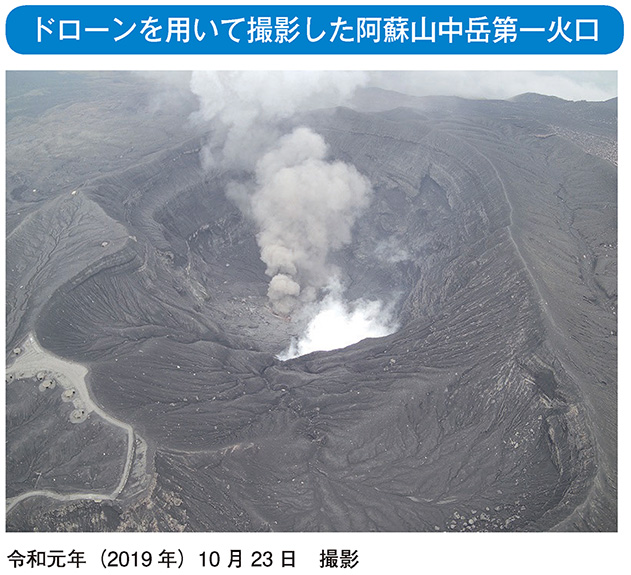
[6,5,624,55]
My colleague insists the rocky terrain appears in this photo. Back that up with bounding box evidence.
[6,72,616,531]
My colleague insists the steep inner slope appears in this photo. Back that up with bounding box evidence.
[6,76,616,531]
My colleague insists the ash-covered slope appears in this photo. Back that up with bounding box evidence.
[6,74,616,531]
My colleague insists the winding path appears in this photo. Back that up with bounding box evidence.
[6,334,137,514]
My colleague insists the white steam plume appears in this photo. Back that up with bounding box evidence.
[278,281,398,360]
[190,72,373,315]
[189,71,398,352]
[190,71,367,170]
